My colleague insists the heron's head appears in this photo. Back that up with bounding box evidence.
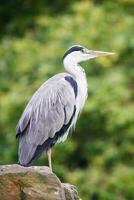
[63,45,114,66]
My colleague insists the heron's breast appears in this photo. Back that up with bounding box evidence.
[76,75,88,112]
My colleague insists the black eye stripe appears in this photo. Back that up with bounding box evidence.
[63,46,83,60]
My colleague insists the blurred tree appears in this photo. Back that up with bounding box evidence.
[0,0,134,199]
[0,0,79,37]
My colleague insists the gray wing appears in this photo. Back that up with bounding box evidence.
[16,73,76,166]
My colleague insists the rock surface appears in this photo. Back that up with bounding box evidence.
[0,164,80,200]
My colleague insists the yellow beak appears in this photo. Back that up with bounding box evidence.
[88,50,115,57]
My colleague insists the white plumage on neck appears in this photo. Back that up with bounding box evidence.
[63,52,88,119]
[63,51,86,77]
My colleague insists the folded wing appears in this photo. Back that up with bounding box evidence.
[16,74,77,166]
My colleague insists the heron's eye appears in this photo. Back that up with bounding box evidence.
[81,49,86,53]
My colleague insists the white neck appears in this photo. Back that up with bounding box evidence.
[63,56,88,116]
[63,58,85,79]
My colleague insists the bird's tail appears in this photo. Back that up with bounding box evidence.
[18,133,37,166]
[18,132,55,166]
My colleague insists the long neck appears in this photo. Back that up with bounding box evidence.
[63,59,86,79]
[63,58,88,114]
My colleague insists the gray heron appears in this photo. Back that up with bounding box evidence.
[16,45,114,171]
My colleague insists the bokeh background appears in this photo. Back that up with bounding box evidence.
[0,0,134,199]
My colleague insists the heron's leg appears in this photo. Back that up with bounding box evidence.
[46,149,52,171]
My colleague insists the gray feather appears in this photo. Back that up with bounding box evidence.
[17,73,76,165]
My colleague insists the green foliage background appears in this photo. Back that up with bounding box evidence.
[0,0,134,199]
